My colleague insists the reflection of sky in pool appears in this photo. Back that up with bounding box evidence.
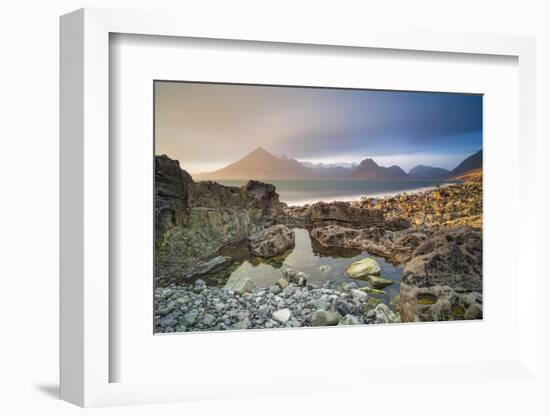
[216,228,403,305]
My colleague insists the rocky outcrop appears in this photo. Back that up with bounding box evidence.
[309,201,384,227]
[248,225,295,258]
[399,226,482,322]
[155,155,194,245]
[155,155,285,283]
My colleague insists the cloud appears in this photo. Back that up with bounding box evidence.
[155,82,482,171]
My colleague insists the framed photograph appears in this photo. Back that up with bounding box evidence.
[60,8,538,407]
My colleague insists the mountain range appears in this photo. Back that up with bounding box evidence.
[192,147,482,181]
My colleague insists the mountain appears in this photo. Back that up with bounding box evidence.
[352,158,409,180]
[408,165,450,180]
[193,147,315,180]
[449,149,482,180]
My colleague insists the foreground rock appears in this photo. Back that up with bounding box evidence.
[399,226,482,322]
[155,155,286,284]
[155,279,401,333]
[345,257,381,279]
[248,224,295,258]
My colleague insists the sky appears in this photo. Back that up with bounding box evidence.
[155,81,482,173]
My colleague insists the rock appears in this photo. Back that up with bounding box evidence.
[367,275,394,289]
[373,303,399,324]
[275,278,289,289]
[236,311,250,321]
[311,310,340,326]
[350,289,368,301]
[202,313,216,326]
[400,226,482,322]
[155,155,285,284]
[309,201,383,227]
[248,225,295,258]
[319,265,332,273]
[360,287,387,295]
[232,318,250,330]
[464,304,483,320]
[225,277,255,295]
[272,308,291,323]
[345,257,381,279]
[183,311,198,325]
[214,302,226,313]
[308,298,329,311]
[340,314,361,325]
[343,282,357,290]
[281,268,309,287]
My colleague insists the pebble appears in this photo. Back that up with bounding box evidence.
[272,308,291,323]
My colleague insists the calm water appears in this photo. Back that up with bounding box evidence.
[205,229,403,305]
[216,179,457,205]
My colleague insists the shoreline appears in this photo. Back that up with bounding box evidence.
[284,181,461,207]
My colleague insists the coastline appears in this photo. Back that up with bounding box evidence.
[284,181,460,207]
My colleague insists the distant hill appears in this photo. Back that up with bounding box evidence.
[192,147,482,182]
[352,158,409,180]
[408,164,450,180]
[193,147,315,180]
[449,150,482,180]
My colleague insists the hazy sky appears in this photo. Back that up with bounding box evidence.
[155,81,482,173]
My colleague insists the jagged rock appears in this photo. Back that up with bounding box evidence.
[155,155,286,283]
[281,268,308,287]
[400,226,482,322]
[225,277,255,295]
[248,224,295,258]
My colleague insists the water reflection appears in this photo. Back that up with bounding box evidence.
[205,228,402,305]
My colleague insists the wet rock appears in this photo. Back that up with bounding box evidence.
[275,278,289,289]
[345,257,381,279]
[309,201,383,227]
[360,287,387,295]
[350,289,368,301]
[248,224,295,258]
[367,275,394,290]
[281,268,309,287]
[374,304,399,324]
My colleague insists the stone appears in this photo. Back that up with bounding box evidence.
[281,268,309,287]
[373,303,398,324]
[236,311,250,321]
[272,308,291,323]
[350,289,368,301]
[225,277,255,295]
[248,224,295,258]
[232,318,250,330]
[308,201,383,227]
[308,298,329,311]
[319,265,332,273]
[345,257,381,279]
[275,278,289,289]
[360,287,387,295]
[202,313,215,326]
[183,311,198,325]
[464,303,483,320]
[367,275,394,289]
[214,303,226,313]
[340,314,361,325]
[311,310,340,326]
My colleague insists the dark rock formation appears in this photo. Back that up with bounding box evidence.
[309,201,384,227]
[155,155,285,283]
[248,224,295,258]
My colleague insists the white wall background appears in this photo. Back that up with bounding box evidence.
[0,1,548,415]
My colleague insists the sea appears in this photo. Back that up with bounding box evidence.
[215,179,458,206]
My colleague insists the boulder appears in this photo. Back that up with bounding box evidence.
[224,276,255,295]
[281,268,308,287]
[248,225,295,258]
[309,201,384,227]
[345,257,381,279]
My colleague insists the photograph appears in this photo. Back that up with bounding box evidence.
[153,81,483,333]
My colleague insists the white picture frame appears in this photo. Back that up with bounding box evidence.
[60,7,538,408]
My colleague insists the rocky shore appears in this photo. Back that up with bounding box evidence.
[154,154,483,331]
[155,272,399,333]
